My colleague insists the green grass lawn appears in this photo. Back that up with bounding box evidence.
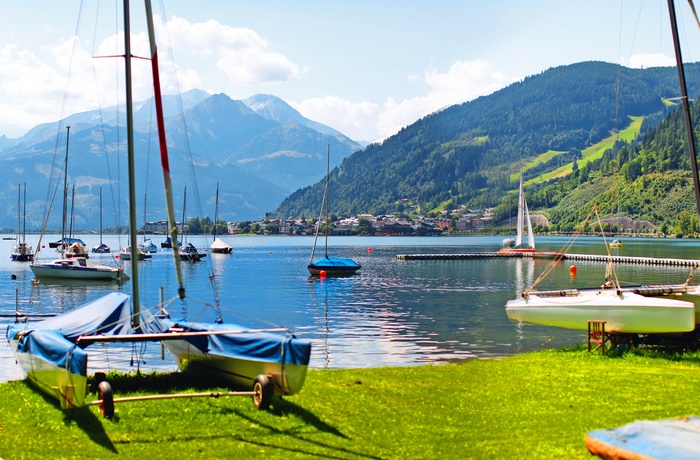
[1,346,699,459]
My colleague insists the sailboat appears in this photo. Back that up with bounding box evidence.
[308,145,361,276]
[11,183,34,262]
[498,175,535,254]
[91,187,110,253]
[7,0,310,415]
[178,186,205,261]
[210,182,232,254]
[30,126,125,281]
[138,193,158,253]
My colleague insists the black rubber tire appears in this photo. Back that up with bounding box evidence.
[252,374,273,410]
[98,381,115,419]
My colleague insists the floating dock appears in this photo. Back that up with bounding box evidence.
[395,252,700,267]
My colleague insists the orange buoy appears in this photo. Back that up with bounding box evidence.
[319,270,327,279]
[569,265,577,276]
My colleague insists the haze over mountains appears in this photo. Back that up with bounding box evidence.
[0,90,362,231]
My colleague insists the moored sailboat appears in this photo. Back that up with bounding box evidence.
[30,126,125,281]
[91,187,110,253]
[210,182,232,254]
[308,145,360,276]
[11,183,34,262]
[498,175,536,255]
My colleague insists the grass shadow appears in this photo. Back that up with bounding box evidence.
[23,381,118,454]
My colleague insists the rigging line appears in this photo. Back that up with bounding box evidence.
[156,0,221,300]
[88,0,124,255]
[525,207,596,294]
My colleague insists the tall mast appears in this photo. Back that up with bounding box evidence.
[61,126,71,256]
[99,187,103,245]
[668,0,700,221]
[15,184,19,244]
[324,144,330,258]
[22,182,27,244]
[214,182,219,240]
[144,0,184,298]
[124,0,140,327]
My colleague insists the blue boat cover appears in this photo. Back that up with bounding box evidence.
[586,417,700,460]
[309,256,361,271]
[140,310,311,366]
[15,329,87,376]
[6,292,134,347]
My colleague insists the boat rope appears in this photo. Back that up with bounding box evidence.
[524,207,595,295]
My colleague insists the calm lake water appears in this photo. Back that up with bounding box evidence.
[1,234,698,382]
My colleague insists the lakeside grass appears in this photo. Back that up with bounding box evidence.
[1,346,700,459]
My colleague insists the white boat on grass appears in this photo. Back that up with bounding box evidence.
[506,288,696,333]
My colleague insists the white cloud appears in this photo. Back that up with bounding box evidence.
[294,97,379,142]
[627,53,675,68]
[296,59,512,142]
[162,16,303,86]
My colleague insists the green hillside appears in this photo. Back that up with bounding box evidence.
[276,62,700,230]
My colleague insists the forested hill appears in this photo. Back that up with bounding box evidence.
[276,61,700,220]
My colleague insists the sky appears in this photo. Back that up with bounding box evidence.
[0,1,700,143]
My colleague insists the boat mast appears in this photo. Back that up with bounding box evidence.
[61,126,71,256]
[182,186,187,243]
[22,182,27,245]
[214,182,219,240]
[124,0,141,327]
[144,0,184,298]
[668,0,700,221]
[15,185,19,245]
[99,187,103,245]
[324,144,330,258]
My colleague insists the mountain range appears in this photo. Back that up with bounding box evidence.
[0,90,363,231]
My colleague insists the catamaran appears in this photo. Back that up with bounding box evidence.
[7,0,310,416]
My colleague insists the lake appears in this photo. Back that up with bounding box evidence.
[1,234,697,382]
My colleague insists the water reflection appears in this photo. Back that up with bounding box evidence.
[3,234,695,382]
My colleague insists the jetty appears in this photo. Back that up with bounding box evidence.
[395,252,700,268]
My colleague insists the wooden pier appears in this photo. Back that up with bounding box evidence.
[395,252,700,267]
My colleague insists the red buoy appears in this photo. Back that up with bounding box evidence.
[367,247,372,253]
[319,270,327,279]
[569,265,577,276]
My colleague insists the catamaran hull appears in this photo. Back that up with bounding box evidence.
[30,264,123,280]
[506,291,695,333]
[8,332,88,409]
[162,340,308,396]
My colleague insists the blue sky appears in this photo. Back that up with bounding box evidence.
[0,1,698,142]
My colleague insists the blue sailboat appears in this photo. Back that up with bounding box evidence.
[308,145,361,276]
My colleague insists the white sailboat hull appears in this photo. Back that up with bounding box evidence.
[506,290,696,333]
[162,340,308,396]
[30,258,124,281]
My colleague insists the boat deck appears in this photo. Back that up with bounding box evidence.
[395,252,700,267]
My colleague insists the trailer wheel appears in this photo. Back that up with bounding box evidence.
[98,381,114,419]
[252,374,273,410]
